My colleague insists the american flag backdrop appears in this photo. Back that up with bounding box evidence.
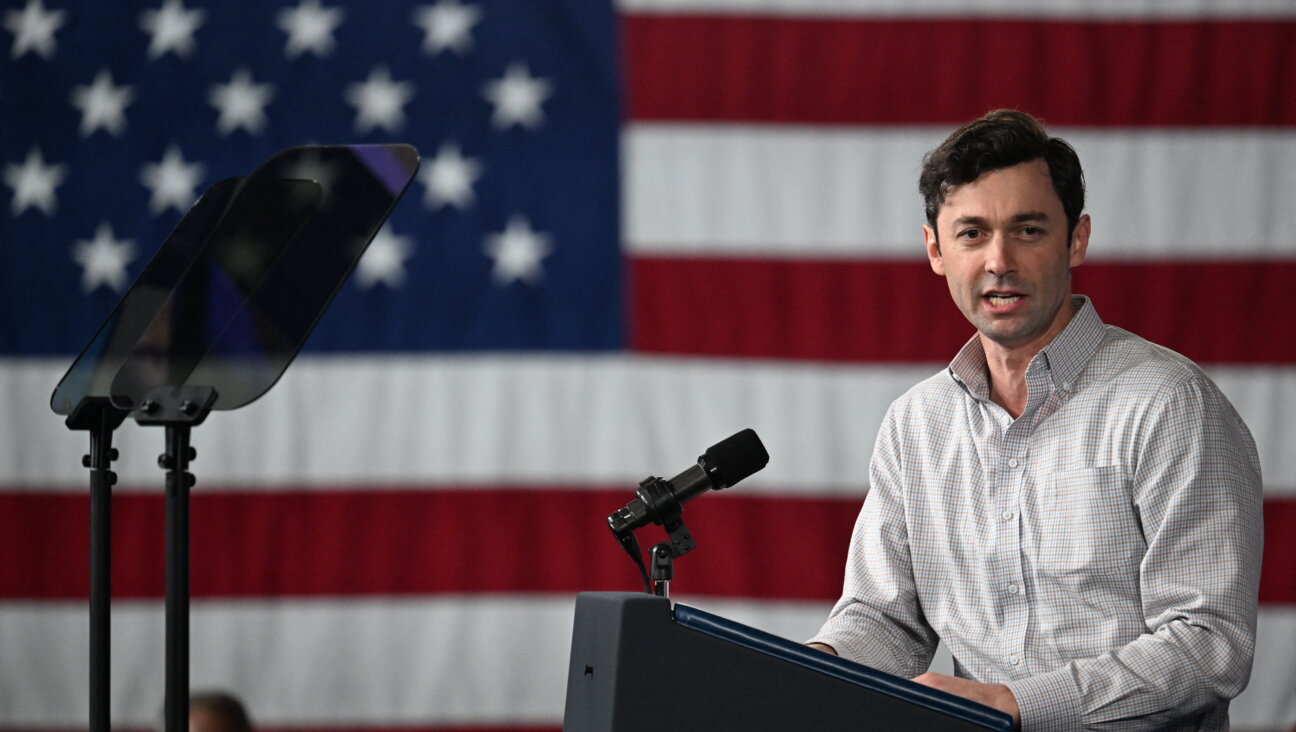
[2,0,1295,729]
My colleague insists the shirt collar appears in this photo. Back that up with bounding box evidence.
[948,295,1105,399]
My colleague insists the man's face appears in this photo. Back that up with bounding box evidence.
[923,159,1090,355]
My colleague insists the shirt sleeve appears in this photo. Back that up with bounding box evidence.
[807,401,940,678]
[1007,375,1264,731]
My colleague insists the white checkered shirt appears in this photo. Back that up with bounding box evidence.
[810,296,1263,731]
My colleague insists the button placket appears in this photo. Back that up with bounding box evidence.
[1000,403,1034,682]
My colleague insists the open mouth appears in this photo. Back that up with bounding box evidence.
[984,292,1023,306]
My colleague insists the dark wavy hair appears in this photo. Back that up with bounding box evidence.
[919,109,1085,242]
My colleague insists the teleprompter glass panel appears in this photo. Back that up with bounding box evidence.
[51,144,420,415]
[50,177,249,416]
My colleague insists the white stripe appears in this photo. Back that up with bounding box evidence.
[624,125,1296,259]
[3,597,1292,729]
[618,0,1296,19]
[0,597,577,727]
[1232,608,1296,730]
[11,357,1296,495]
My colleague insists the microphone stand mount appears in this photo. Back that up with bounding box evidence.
[650,543,675,597]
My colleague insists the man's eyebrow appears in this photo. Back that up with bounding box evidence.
[1010,210,1051,223]
[950,211,1051,227]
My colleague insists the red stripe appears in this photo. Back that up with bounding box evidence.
[1260,498,1296,607]
[2,489,1293,603]
[0,488,851,600]
[629,257,1296,364]
[623,15,1296,126]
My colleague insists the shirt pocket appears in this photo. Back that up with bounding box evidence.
[1037,465,1141,577]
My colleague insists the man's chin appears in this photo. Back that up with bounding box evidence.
[973,321,1037,349]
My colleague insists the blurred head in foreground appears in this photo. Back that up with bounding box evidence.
[189,690,253,732]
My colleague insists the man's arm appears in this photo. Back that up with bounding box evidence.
[807,403,940,678]
[810,643,1024,723]
[1006,376,1263,730]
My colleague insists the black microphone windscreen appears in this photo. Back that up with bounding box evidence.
[705,428,769,488]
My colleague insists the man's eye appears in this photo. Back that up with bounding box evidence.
[1021,226,1043,237]
[957,229,980,240]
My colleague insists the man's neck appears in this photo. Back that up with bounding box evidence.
[980,299,1079,419]
[984,346,1033,418]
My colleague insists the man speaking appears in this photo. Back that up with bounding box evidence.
[807,110,1263,730]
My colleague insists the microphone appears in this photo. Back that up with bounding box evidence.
[607,428,769,539]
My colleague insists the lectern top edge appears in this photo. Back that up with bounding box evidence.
[674,600,1014,731]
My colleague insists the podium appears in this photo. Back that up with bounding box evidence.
[563,592,1013,731]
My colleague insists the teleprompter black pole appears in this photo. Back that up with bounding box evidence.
[135,386,215,732]
[89,423,114,732]
[65,398,127,732]
[163,423,193,732]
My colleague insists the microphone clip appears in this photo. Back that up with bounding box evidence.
[608,474,698,597]
[642,478,697,559]
[611,475,696,555]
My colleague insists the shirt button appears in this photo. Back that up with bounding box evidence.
[1007,584,1019,595]
[1007,458,1019,468]
[1002,510,1015,521]
[1009,655,1021,666]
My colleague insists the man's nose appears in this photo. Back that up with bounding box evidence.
[984,234,1015,276]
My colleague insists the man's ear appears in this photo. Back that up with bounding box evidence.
[924,224,945,276]
[1069,213,1091,268]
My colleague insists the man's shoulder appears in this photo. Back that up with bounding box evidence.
[887,367,966,417]
[1088,325,1213,395]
